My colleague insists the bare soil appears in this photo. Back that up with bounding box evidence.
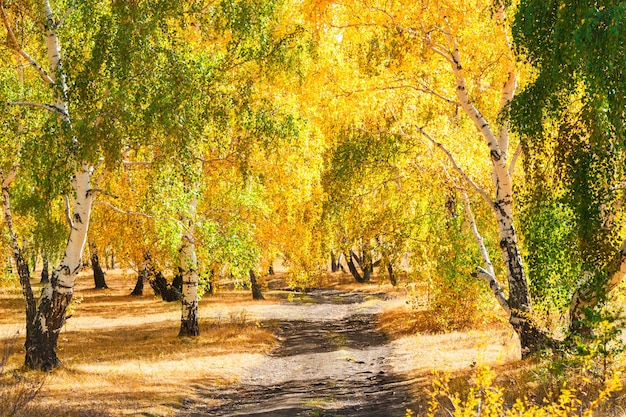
[1,272,519,417]
[178,289,417,417]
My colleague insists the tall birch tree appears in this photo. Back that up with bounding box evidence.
[0,0,220,369]
[308,0,553,355]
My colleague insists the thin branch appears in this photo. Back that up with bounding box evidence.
[123,161,153,167]
[471,267,510,315]
[411,126,495,209]
[461,189,495,276]
[94,201,155,220]
[94,201,185,229]
[508,143,522,178]
[57,0,76,28]
[338,83,458,105]
[9,101,68,118]
[0,1,54,84]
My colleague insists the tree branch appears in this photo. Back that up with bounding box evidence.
[461,189,495,277]
[9,101,68,118]
[63,194,74,229]
[0,1,55,85]
[94,201,185,229]
[94,201,155,220]
[411,126,495,209]
[508,143,522,178]
[471,267,510,315]
[1,166,17,189]
[57,0,76,28]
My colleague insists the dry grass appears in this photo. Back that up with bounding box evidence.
[5,270,626,416]
[0,271,277,417]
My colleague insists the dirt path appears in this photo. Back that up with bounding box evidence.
[178,289,417,416]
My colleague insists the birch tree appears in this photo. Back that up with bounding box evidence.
[308,0,555,355]
[0,0,219,369]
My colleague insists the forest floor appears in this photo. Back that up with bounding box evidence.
[1,270,521,416]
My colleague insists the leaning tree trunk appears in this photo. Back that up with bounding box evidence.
[90,242,107,289]
[345,251,366,283]
[130,264,148,296]
[249,269,265,300]
[178,193,200,337]
[25,165,95,370]
[436,6,551,357]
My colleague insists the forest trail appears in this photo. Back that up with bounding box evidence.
[178,289,419,416]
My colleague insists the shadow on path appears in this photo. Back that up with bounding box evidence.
[179,289,417,417]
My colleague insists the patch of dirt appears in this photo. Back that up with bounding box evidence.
[178,289,416,417]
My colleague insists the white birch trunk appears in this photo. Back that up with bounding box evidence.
[462,190,510,315]
[24,1,95,370]
[179,194,200,336]
[433,5,549,355]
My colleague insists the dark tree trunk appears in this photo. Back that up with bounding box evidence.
[204,269,217,296]
[90,243,108,289]
[514,319,555,359]
[149,271,164,297]
[172,268,183,293]
[249,269,265,300]
[387,263,397,286]
[345,251,367,283]
[109,251,116,270]
[24,272,71,370]
[40,259,49,284]
[331,251,339,272]
[152,271,182,302]
[130,266,147,296]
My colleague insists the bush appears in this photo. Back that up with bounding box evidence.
[424,365,622,417]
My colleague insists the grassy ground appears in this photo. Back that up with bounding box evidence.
[2,271,626,416]
[0,271,278,417]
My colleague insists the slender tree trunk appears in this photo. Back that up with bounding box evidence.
[249,269,265,300]
[345,251,366,283]
[17,1,98,370]
[90,242,107,289]
[40,259,49,284]
[387,263,397,286]
[429,4,549,357]
[179,194,200,337]
[331,251,339,272]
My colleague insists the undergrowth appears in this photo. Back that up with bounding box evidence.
[0,333,45,417]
